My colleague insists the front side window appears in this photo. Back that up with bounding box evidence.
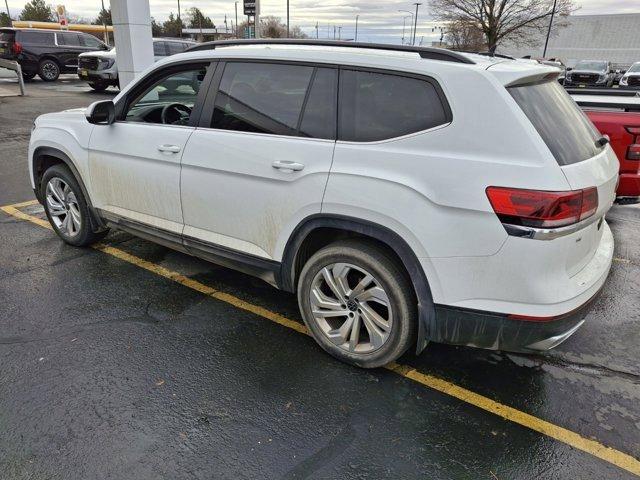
[124,65,208,125]
[338,70,450,142]
[81,34,103,48]
[166,41,188,55]
[58,33,81,46]
[153,41,167,56]
[211,62,317,136]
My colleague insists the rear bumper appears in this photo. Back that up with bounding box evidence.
[430,288,601,352]
[617,172,640,198]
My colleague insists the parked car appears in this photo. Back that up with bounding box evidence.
[0,27,109,81]
[78,38,196,91]
[565,60,616,88]
[572,94,640,203]
[619,62,640,89]
[28,40,617,368]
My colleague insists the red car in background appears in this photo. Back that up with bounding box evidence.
[572,92,640,204]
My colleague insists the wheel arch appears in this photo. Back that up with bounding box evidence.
[32,146,106,232]
[280,214,435,353]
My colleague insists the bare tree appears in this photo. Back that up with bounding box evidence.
[259,16,307,38]
[445,19,486,51]
[429,0,576,53]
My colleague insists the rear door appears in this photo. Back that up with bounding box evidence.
[180,61,338,260]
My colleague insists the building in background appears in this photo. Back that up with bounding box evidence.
[503,13,640,68]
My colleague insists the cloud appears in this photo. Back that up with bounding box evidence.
[4,0,637,44]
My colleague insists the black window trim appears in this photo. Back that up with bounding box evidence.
[336,65,453,144]
[196,58,451,143]
[199,58,340,141]
[114,60,218,127]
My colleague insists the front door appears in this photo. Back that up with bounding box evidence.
[180,61,338,260]
[88,63,211,234]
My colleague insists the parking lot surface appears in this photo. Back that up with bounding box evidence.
[1,77,639,479]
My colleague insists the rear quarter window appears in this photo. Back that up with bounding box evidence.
[509,80,601,165]
[338,69,451,142]
[0,31,15,42]
[18,31,55,44]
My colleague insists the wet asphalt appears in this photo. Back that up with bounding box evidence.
[0,77,639,479]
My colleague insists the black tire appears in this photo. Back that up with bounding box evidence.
[40,164,108,247]
[22,71,36,81]
[38,58,60,82]
[297,239,417,368]
[88,82,108,92]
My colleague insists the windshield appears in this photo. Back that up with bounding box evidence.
[509,80,601,166]
[574,61,607,72]
[627,63,640,73]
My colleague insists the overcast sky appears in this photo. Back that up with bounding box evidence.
[4,0,639,44]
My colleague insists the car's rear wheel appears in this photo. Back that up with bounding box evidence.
[88,82,108,92]
[38,59,60,82]
[298,239,417,368]
[40,164,108,247]
[22,71,36,81]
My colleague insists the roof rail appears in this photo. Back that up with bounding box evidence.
[185,39,475,64]
[472,51,516,60]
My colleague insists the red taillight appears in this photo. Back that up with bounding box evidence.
[11,41,22,55]
[627,144,640,160]
[486,186,599,229]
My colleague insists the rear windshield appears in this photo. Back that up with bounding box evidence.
[509,80,601,165]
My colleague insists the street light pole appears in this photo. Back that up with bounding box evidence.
[398,10,414,46]
[355,15,359,42]
[100,0,108,44]
[286,0,290,37]
[235,1,238,38]
[412,2,421,46]
[3,0,9,22]
[177,0,182,38]
[543,0,558,58]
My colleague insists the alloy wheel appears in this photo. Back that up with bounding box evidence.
[41,62,58,80]
[309,263,393,354]
[45,177,81,237]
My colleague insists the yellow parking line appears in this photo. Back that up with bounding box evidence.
[2,200,639,477]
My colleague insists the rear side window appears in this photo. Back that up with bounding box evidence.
[509,80,601,165]
[211,62,316,137]
[339,70,450,142]
[299,68,338,139]
[18,31,55,44]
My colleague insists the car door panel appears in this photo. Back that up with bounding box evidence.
[181,131,335,259]
[89,123,193,233]
[180,61,338,260]
[88,63,212,233]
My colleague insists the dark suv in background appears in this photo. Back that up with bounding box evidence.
[564,60,616,88]
[0,28,109,81]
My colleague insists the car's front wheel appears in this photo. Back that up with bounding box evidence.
[298,239,417,368]
[41,164,108,247]
[38,59,60,82]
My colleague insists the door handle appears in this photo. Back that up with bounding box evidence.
[158,144,181,153]
[272,160,305,172]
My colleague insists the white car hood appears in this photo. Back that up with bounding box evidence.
[78,48,116,60]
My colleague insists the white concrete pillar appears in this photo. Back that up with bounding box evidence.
[110,0,154,88]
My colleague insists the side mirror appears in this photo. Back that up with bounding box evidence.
[566,67,573,71]
[86,100,115,125]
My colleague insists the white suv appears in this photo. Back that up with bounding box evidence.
[29,40,617,368]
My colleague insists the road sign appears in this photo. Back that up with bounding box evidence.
[243,0,255,16]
